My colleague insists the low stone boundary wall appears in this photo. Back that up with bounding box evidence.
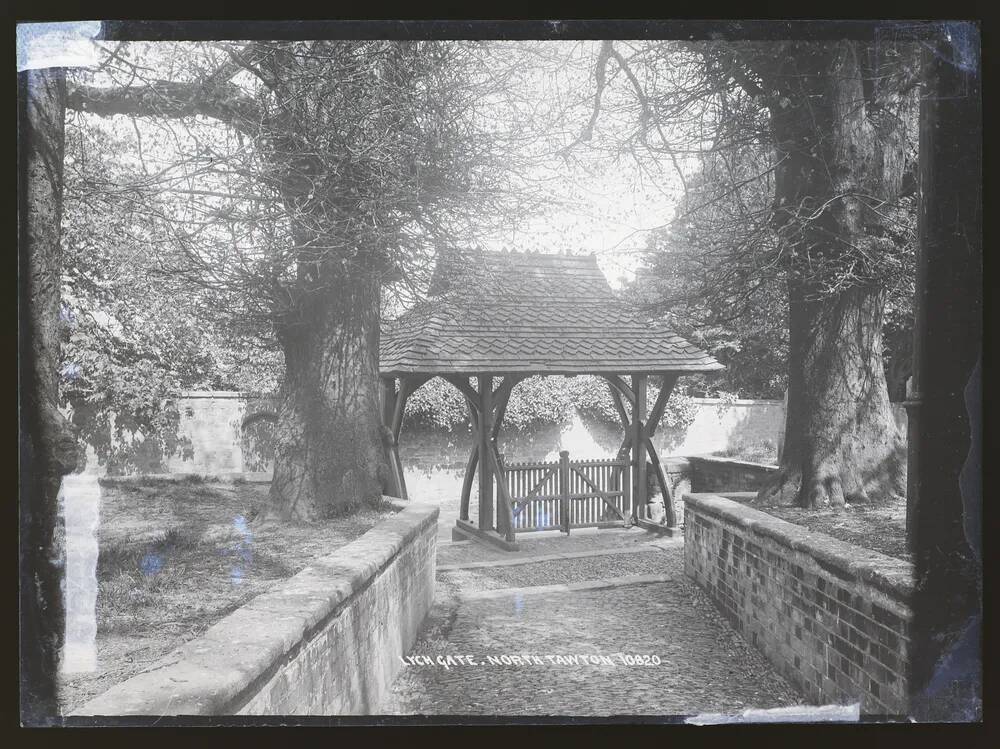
[686,455,779,493]
[662,457,777,524]
[683,494,913,715]
[73,499,438,716]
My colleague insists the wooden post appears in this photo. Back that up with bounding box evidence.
[603,376,633,514]
[631,375,648,522]
[444,376,481,523]
[381,374,429,501]
[645,439,675,526]
[459,444,477,522]
[622,456,632,520]
[559,450,571,534]
[379,377,406,498]
[477,375,494,531]
[496,452,510,539]
[643,374,679,526]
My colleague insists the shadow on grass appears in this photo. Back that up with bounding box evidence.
[96,520,293,636]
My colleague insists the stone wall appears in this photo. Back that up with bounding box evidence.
[72,500,438,716]
[686,456,779,493]
[78,391,278,476]
[164,391,278,474]
[81,391,908,478]
[661,456,777,525]
[664,398,786,457]
[662,399,907,459]
[683,494,913,716]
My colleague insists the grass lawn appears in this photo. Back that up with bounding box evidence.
[729,492,909,562]
[58,478,393,715]
[705,445,909,561]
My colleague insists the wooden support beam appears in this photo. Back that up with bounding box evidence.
[602,379,632,513]
[380,377,405,498]
[645,374,679,438]
[459,397,478,522]
[453,518,519,552]
[380,374,431,501]
[478,375,494,532]
[602,374,635,406]
[631,374,648,522]
[559,450,571,534]
[443,375,478,404]
[641,374,679,526]
[380,377,397,431]
[605,380,631,427]
[491,375,524,440]
[488,442,516,542]
[391,374,431,439]
[444,374,519,527]
[484,377,521,542]
[644,437,676,526]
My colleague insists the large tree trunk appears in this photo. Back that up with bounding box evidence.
[267,269,391,521]
[755,40,909,508]
[761,279,905,507]
[19,67,79,721]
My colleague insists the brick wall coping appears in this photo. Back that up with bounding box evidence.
[683,493,914,602]
[72,497,438,716]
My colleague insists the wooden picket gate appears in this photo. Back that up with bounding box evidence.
[496,450,631,534]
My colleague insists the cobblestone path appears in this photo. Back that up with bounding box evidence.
[381,531,802,716]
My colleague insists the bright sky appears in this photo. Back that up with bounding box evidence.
[468,40,698,288]
[487,173,680,289]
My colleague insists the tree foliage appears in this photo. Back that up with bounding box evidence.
[63,40,545,517]
[579,39,919,507]
[606,41,918,401]
[403,375,699,434]
[60,105,281,471]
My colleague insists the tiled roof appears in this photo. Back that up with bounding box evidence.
[380,249,724,376]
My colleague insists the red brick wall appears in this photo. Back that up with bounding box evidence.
[683,494,913,716]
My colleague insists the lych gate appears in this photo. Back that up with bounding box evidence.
[379,249,722,550]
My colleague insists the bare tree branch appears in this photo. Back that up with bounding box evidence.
[67,78,261,134]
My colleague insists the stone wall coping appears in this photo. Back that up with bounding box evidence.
[173,391,278,400]
[683,493,914,602]
[99,472,274,485]
[72,498,438,716]
[169,391,788,407]
[685,455,780,470]
[662,456,691,467]
[689,397,784,406]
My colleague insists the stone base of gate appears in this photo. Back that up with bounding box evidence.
[452,518,520,551]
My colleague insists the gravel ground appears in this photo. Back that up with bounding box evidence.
[445,550,677,591]
[383,544,801,716]
[438,526,662,566]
